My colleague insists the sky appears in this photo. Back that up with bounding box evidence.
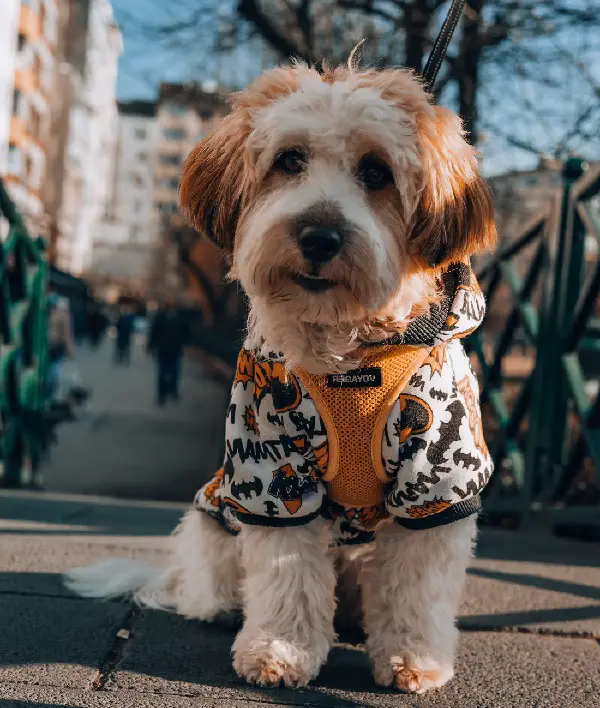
[111,0,600,177]
[112,0,191,100]
[112,0,262,100]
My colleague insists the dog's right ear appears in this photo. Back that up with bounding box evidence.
[179,111,252,251]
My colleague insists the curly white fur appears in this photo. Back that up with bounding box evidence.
[66,61,493,696]
[233,520,336,687]
[362,517,476,693]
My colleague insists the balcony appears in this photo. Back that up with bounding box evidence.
[18,5,41,44]
[9,116,27,149]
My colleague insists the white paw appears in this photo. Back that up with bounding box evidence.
[232,632,325,688]
[372,651,454,694]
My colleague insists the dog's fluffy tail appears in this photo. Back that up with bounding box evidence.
[64,558,176,611]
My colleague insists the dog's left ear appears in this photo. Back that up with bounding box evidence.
[179,111,252,251]
[410,106,497,267]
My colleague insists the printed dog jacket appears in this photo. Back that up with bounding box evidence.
[195,262,493,545]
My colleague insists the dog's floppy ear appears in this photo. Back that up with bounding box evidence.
[179,111,252,251]
[410,106,496,267]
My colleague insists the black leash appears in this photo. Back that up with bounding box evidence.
[422,0,466,94]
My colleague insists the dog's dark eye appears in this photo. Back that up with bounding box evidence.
[274,149,306,175]
[358,156,393,190]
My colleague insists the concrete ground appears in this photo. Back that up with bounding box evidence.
[42,338,229,501]
[1,342,599,707]
[1,491,599,707]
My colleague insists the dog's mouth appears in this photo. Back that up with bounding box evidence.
[291,273,337,293]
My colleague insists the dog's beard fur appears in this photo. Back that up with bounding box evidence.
[233,183,436,372]
[179,63,496,374]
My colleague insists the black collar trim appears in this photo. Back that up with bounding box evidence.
[362,262,472,348]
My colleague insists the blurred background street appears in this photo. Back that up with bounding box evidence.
[42,336,228,501]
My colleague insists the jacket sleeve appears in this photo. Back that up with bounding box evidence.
[383,340,492,529]
[218,348,326,527]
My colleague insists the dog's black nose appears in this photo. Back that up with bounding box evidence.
[299,226,342,264]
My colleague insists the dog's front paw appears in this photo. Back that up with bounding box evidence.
[372,652,454,694]
[233,633,323,688]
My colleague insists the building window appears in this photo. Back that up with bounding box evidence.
[7,144,20,175]
[135,127,147,140]
[134,200,143,213]
[158,202,177,214]
[12,90,21,116]
[24,154,33,180]
[163,128,185,141]
[165,103,187,116]
[32,53,42,90]
[30,108,41,141]
[130,226,141,241]
[200,110,214,120]
[131,173,143,186]
[158,177,179,189]
[138,152,148,162]
[39,1,46,36]
[160,154,181,165]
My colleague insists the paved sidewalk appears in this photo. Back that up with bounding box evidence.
[43,340,229,501]
[1,490,599,707]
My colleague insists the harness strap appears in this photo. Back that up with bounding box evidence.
[422,0,466,94]
[295,345,430,508]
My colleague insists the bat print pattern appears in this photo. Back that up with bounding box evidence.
[195,264,493,542]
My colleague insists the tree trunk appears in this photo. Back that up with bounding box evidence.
[403,2,431,73]
[457,0,484,145]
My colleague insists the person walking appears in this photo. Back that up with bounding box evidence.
[87,302,109,349]
[147,298,189,406]
[47,291,75,401]
[114,305,135,365]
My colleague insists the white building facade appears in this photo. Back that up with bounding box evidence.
[0,0,59,230]
[90,101,160,286]
[56,0,121,275]
[0,0,20,178]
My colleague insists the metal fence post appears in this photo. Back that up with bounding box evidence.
[0,179,49,487]
[523,159,585,512]
[546,159,587,495]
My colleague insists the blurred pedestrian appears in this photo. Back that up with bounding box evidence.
[147,297,189,406]
[87,302,108,349]
[47,290,75,401]
[114,304,135,365]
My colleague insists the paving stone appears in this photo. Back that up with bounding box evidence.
[461,528,600,636]
[0,491,184,536]
[0,595,130,689]
[0,537,168,599]
[0,684,276,708]
[110,610,600,707]
[0,493,178,599]
[42,342,228,501]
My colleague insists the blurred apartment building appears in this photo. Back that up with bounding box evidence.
[90,100,159,290]
[0,0,59,232]
[0,0,121,276]
[52,0,121,274]
[87,81,231,301]
[148,82,230,303]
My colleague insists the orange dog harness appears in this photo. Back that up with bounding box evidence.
[296,345,430,508]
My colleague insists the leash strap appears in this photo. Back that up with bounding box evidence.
[422,0,466,93]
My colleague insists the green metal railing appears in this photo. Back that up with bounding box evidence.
[470,158,600,525]
[0,178,49,487]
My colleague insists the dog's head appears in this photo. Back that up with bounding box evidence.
[180,64,495,365]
